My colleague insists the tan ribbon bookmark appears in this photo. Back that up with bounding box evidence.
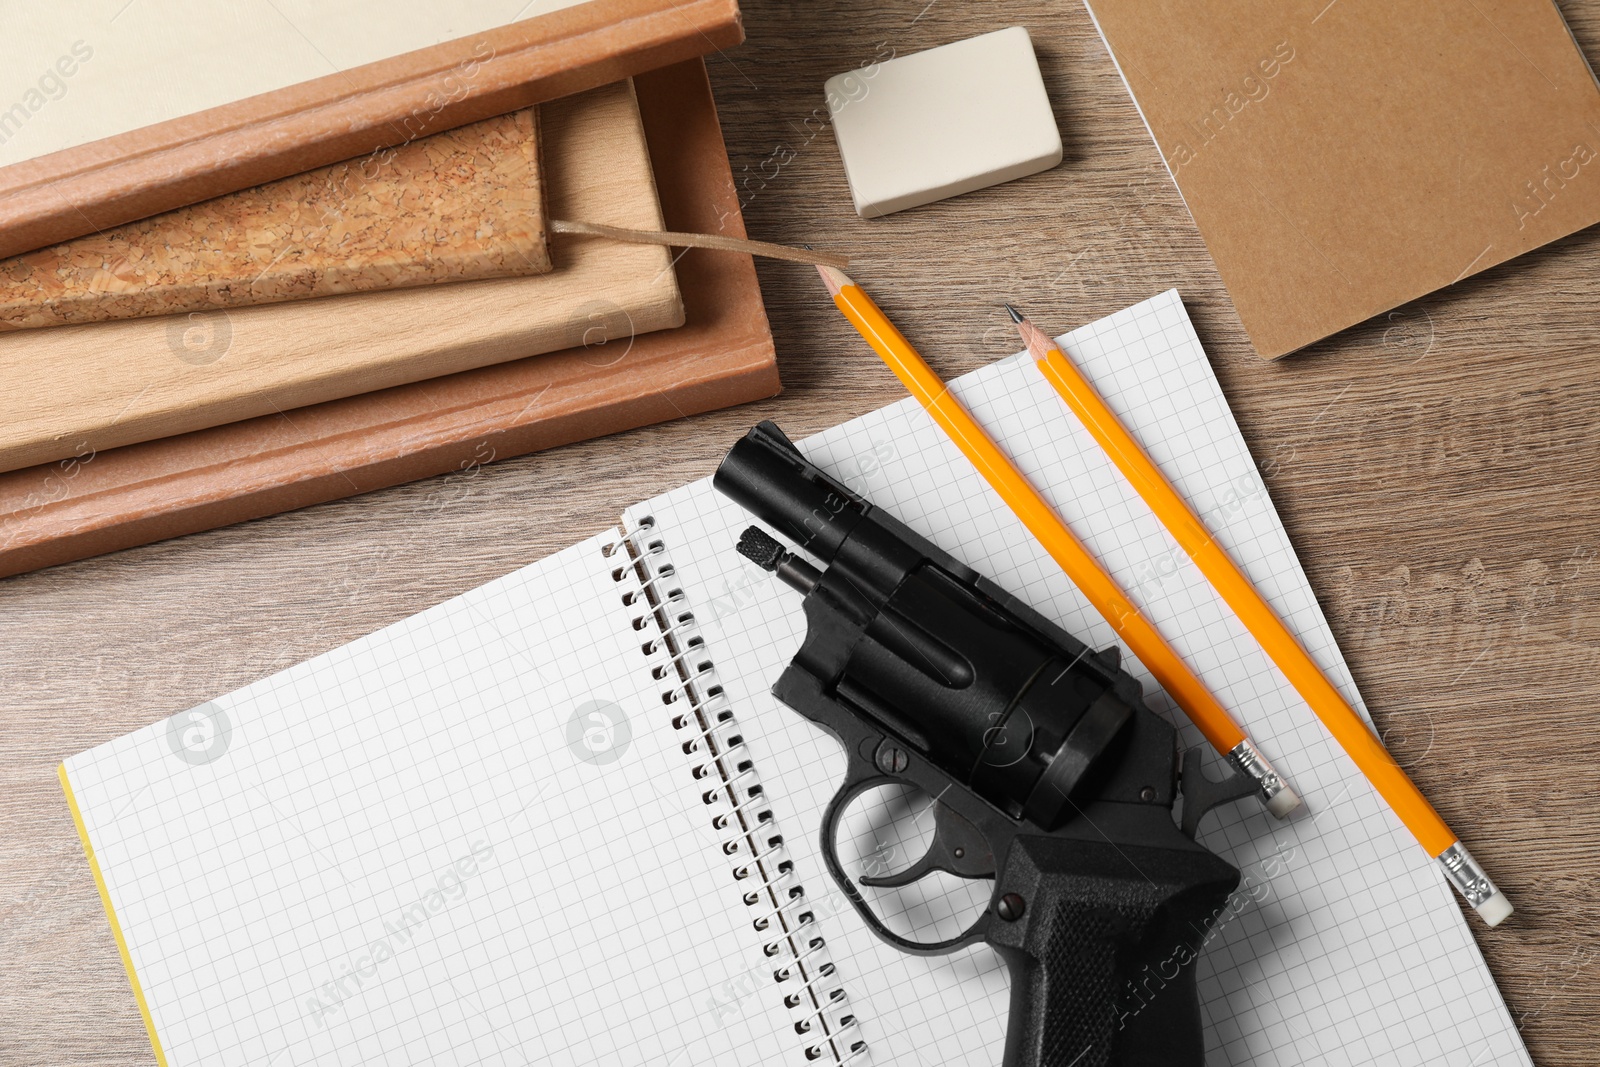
[551,219,849,269]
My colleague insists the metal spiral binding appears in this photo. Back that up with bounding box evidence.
[608,518,866,1065]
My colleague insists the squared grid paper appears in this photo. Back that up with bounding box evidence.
[626,290,1530,1067]
[62,532,803,1067]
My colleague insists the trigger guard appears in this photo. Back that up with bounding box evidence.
[819,769,993,957]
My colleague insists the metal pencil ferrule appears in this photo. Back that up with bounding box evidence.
[1228,738,1298,816]
[1437,841,1498,908]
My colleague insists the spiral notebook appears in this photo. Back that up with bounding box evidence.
[61,290,1530,1067]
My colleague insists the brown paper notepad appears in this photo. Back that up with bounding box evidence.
[0,59,776,580]
[1084,0,1600,358]
[0,79,683,475]
[0,108,550,330]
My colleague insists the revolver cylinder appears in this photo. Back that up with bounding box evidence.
[722,430,1139,831]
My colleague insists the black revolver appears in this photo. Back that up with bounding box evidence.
[713,422,1254,1067]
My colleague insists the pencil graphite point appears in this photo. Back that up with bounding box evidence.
[1009,307,1055,359]
[816,264,850,298]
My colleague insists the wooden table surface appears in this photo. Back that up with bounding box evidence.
[5,2,1599,1064]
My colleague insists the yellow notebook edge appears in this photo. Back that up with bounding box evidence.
[57,761,170,1067]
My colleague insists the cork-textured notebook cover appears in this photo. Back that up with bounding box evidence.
[1083,0,1600,358]
[0,108,551,330]
[0,78,683,475]
[0,59,777,580]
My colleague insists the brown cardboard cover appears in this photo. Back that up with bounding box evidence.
[0,59,777,579]
[0,0,744,260]
[1085,0,1600,358]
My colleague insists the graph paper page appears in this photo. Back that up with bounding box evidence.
[61,532,803,1067]
[627,290,1529,1067]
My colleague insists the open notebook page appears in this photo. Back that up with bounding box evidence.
[626,289,1528,1066]
[60,533,805,1067]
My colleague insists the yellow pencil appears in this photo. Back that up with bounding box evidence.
[817,265,1299,818]
[1010,304,1511,926]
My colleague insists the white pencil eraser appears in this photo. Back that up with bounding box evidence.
[1475,890,1513,927]
[825,26,1062,219]
[1264,784,1302,818]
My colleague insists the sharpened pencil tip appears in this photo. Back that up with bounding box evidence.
[816,263,850,298]
[1004,303,1025,324]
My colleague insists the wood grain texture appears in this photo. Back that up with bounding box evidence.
[3,2,1598,1065]
[0,78,682,476]
[0,0,745,259]
[0,108,549,331]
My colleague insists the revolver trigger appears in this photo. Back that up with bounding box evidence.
[1178,745,1259,838]
[858,800,995,889]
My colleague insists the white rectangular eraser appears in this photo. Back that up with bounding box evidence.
[825,27,1062,219]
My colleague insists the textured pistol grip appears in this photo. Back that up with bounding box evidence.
[997,897,1148,1067]
[988,836,1238,1067]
